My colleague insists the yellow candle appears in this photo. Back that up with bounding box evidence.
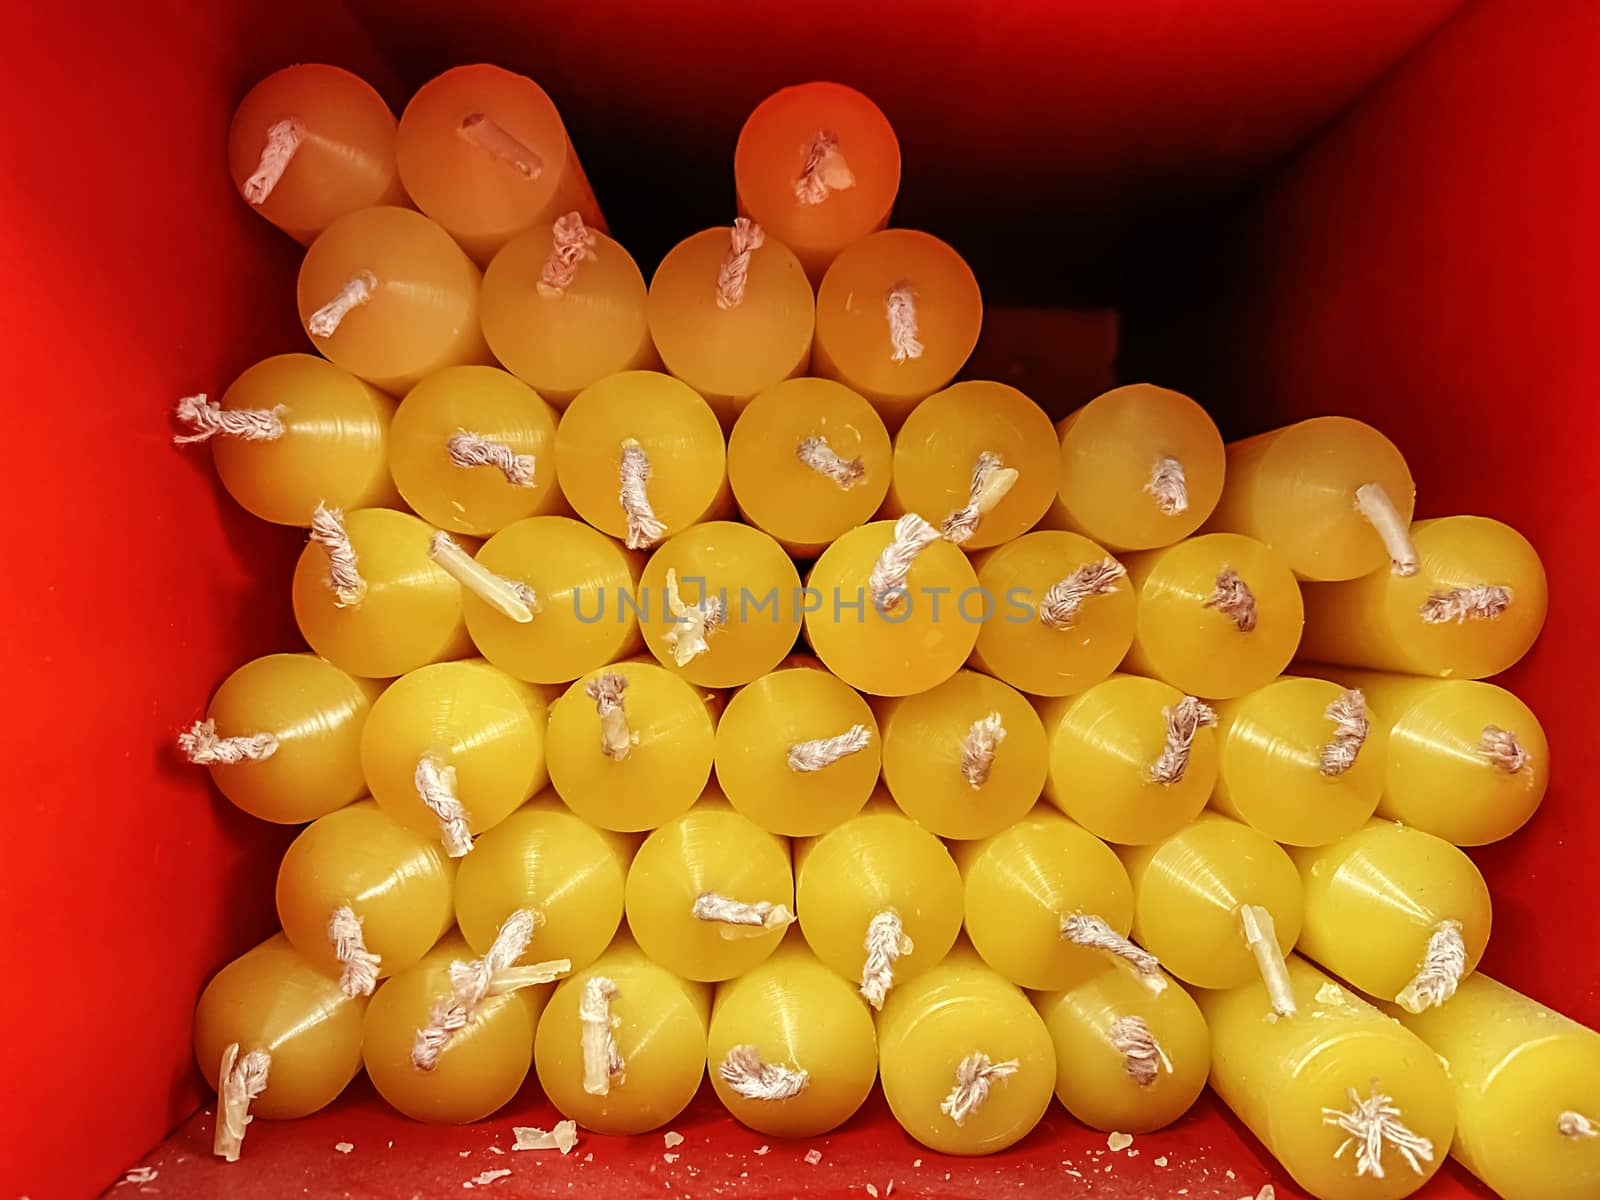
[1289,820,1492,1015]
[555,370,730,549]
[275,799,456,993]
[193,934,366,1161]
[794,795,964,1010]
[1033,958,1210,1134]
[178,652,380,824]
[1120,532,1305,700]
[546,660,717,832]
[734,82,901,284]
[646,222,816,426]
[177,354,401,527]
[951,806,1134,991]
[636,521,803,688]
[706,933,879,1137]
[712,657,880,836]
[480,217,657,407]
[968,530,1136,697]
[875,943,1056,1155]
[363,925,562,1123]
[1203,416,1417,582]
[874,668,1047,840]
[292,507,474,679]
[360,658,550,855]
[726,377,892,557]
[1299,515,1548,679]
[1195,956,1454,1200]
[227,64,407,244]
[534,931,712,1134]
[1209,676,1387,846]
[813,229,983,428]
[388,365,564,535]
[396,64,603,265]
[1041,383,1225,552]
[1035,673,1219,845]
[455,791,637,973]
[297,206,490,393]
[804,516,981,696]
[1117,812,1303,991]
[1388,972,1600,1200]
[1326,671,1549,845]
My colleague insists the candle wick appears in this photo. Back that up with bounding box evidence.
[1322,1082,1436,1179]
[1146,455,1189,516]
[458,113,545,179]
[1239,904,1297,1018]
[579,975,625,1095]
[1477,725,1532,774]
[1354,483,1420,577]
[860,909,913,1010]
[1394,920,1467,1014]
[213,1043,271,1163]
[885,282,924,362]
[429,530,539,624]
[173,392,286,445]
[414,753,473,858]
[796,435,867,489]
[959,711,1007,789]
[536,211,599,297]
[242,117,303,205]
[1110,1015,1173,1088]
[939,1052,1020,1126]
[1038,557,1127,631]
[663,568,725,667]
[794,129,855,205]
[308,504,367,607]
[307,271,377,339]
[327,904,381,998]
[584,671,636,761]
[447,429,537,488]
[941,452,1019,545]
[1148,696,1217,785]
[1203,566,1258,632]
[1559,1111,1599,1139]
[177,718,278,765]
[719,1045,810,1100]
[1060,913,1163,977]
[869,513,942,615]
[787,723,872,772]
[1320,688,1371,777]
[715,218,765,310]
[618,438,667,550]
[691,893,795,939]
[1419,585,1512,624]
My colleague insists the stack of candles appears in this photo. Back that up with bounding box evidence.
[171,61,1593,1200]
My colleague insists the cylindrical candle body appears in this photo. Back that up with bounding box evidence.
[1196,956,1455,1200]
[1120,532,1304,699]
[297,206,490,393]
[228,64,407,243]
[713,658,880,836]
[1043,384,1225,552]
[727,378,892,556]
[734,82,901,284]
[1117,813,1302,990]
[969,530,1136,697]
[1299,515,1548,679]
[1036,673,1218,845]
[1209,676,1387,846]
[875,946,1056,1155]
[875,669,1047,840]
[813,229,983,428]
[396,64,602,265]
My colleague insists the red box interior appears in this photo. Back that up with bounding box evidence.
[5,1,1594,1196]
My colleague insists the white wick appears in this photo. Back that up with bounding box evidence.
[663,568,725,667]
[1420,585,1512,624]
[178,719,278,765]
[458,113,544,179]
[869,513,942,615]
[1478,725,1531,774]
[860,910,913,1010]
[429,530,539,623]
[242,117,303,205]
[584,672,636,761]
[960,711,1007,789]
[1061,913,1161,976]
[1146,456,1189,516]
[328,904,381,998]
[716,218,765,310]
[794,129,855,205]
[618,437,666,550]
[173,393,286,445]
[1204,566,1258,632]
[1038,558,1127,630]
[1240,904,1297,1018]
[692,892,795,938]
[538,212,599,298]
[213,1044,271,1163]
[1395,920,1467,1014]
[580,975,625,1095]
[1148,696,1217,785]
[796,435,866,488]
[307,271,377,339]
[941,452,1020,545]
[940,1053,1019,1126]
[1111,1015,1172,1088]
[415,753,473,858]
[885,282,924,362]
[1354,483,1420,577]
[1320,688,1370,777]
[446,430,537,488]
[719,1045,809,1100]
[1323,1083,1435,1179]
[787,724,872,772]
[308,503,366,607]
[1559,1111,1599,1139]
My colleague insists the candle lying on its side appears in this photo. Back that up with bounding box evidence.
[1196,956,1454,1200]
[193,934,367,1161]
[1035,674,1218,845]
[813,229,983,429]
[968,530,1135,697]
[547,660,717,832]
[396,64,603,265]
[1033,957,1210,1134]
[876,943,1056,1155]
[1290,820,1492,1014]
[707,932,879,1137]
[1040,384,1225,552]
[952,805,1134,991]
[1204,415,1416,582]
[361,659,551,855]
[713,657,880,836]
[1120,532,1304,700]
[534,931,712,1134]
[874,668,1047,840]
[727,378,892,557]
[734,81,900,285]
[297,206,490,393]
[884,382,1059,550]
[276,799,456,996]
[178,354,400,526]
[179,652,379,823]
[228,64,407,243]
[1209,676,1387,846]
[1386,972,1600,1200]
[480,217,658,407]
[647,223,816,426]
[1300,515,1548,679]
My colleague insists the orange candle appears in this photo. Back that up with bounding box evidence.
[227,64,407,244]
[734,82,901,284]
[813,229,983,428]
[396,64,603,265]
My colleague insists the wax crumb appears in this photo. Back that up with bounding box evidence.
[460,1150,472,1158]
[1129,1149,1140,1158]
[466,1168,512,1188]
[388,1141,393,1149]
[334,1142,354,1155]
[887,1183,895,1196]
[754,1146,770,1157]
[584,1154,594,1163]
[1065,1169,1082,1178]
[740,1173,747,1179]
[124,1168,159,1184]
[1107,1132,1134,1152]
[866,1186,879,1198]
[1257,1188,1275,1200]
[944,1174,951,1181]
[1227,1170,1236,1179]
[664,1131,685,1149]
[913,1159,922,1168]
[489,1146,504,1155]
[1155,1156,1169,1167]
[805,1150,823,1165]
[664,1154,679,1164]
[515,1122,580,1155]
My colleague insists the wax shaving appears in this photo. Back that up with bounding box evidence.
[805,1149,823,1165]
[124,1166,160,1184]
[1107,1132,1133,1152]
[513,1120,579,1154]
